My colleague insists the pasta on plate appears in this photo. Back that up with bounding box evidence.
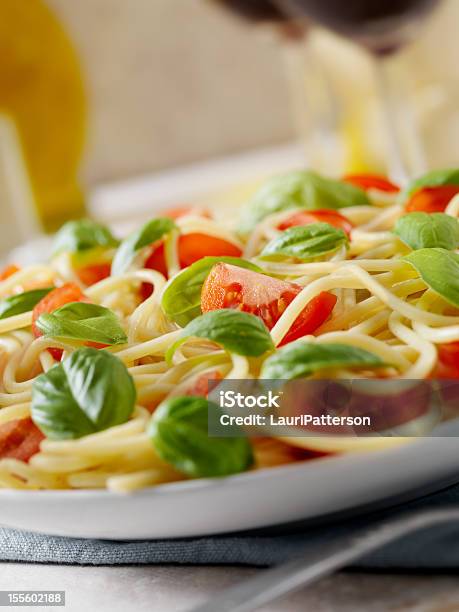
[1,169,459,493]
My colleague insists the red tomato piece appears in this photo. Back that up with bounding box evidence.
[278,209,353,237]
[85,340,109,350]
[0,264,20,281]
[76,262,111,286]
[432,342,459,379]
[178,234,242,269]
[0,417,45,462]
[140,282,154,302]
[32,283,85,337]
[142,233,241,300]
[161,206,212,220]
[438,342,459,370]
[343,174,400,193]
[406,185,459,213]
[279,291,337,346]
[144,235,241,277]
[141,241,168,300]
[144,241,168,278]
[201,263,337,346]
[431,343,459,413]
[186,371,223,397]
[32,283,86,361]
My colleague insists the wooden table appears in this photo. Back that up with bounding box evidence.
[2,563,459,611]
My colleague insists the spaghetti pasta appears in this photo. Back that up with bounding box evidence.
[1,170,459,493]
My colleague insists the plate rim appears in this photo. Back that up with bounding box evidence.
[0,436,427,501]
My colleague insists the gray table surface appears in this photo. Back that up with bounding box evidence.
[1,564,459,612]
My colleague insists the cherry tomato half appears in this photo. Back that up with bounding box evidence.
[0,417,45,462]
[141,234,242,300]
[32,283,87,360]
[278,209,353,237]
[406,185,459,213]
[343,174,400,193]
[201,263,337,346]
[186,371,223,398]
[75,262,111,286]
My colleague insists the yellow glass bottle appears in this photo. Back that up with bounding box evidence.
[0,0,86,232]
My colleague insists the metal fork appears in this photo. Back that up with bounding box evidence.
[189,507,459,612]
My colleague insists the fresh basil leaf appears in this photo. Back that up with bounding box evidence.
[261,342,385,380]
[166,310,274,362]
[394,213,459,251]
[148,395,253,477]
[261,223,348,261]
[31,347,136,440]
[403,168,459,199]
[238,171,370,235]
[111,217,176,275]
[161,256,261,327]
[35,302,127,345]
[404,248,459,308]
[0,287,53,320]
[53,219,119,255]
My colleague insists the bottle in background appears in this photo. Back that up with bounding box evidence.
[0,0,86,232]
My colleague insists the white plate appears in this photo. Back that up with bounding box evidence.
[0,436,458,540]
[2,151,458,539]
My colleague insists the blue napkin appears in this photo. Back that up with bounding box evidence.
[2,482,459,567]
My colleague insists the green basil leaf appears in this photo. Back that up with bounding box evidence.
[166,310,274,362]
[394,213,459,251]
[238,171,369,235]
[148,395,253,477]
[261,342,385,380]
[161,256,261,327]
[53,219,119,255]
[261,223,348,261]
[0,287,53,320]
[403,168,459,199]
[404,248,459,308]
[35,302,127,345]
[31,347,136,440]
[111,217,177,275]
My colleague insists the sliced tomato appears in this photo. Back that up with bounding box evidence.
[431,343,459,413]
[178,234,242,268]
[140,282,154,302]
[431,342,459,409]
[32,283,85,337]
[278,209,353,237]
[343,174,400,193]
[161,206,212,220]
[438,342,459,369]
[429,342,459,419]
[432,342,459,379]
[186,371,223,397]
[141,241,168,300]
[141,233,242,300]
[201,263,337,346]
[75,262,111,286]
[0,417,45,462]
[0,264,20,281]
[144,241,168,278]
[143,233,242,286]
[32,283,86,360]
[406,185,459,213]
[280,291,337,346]
[147,234,242,273]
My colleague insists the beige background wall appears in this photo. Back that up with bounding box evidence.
[47,0,294,185]
[47,0,459,186]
